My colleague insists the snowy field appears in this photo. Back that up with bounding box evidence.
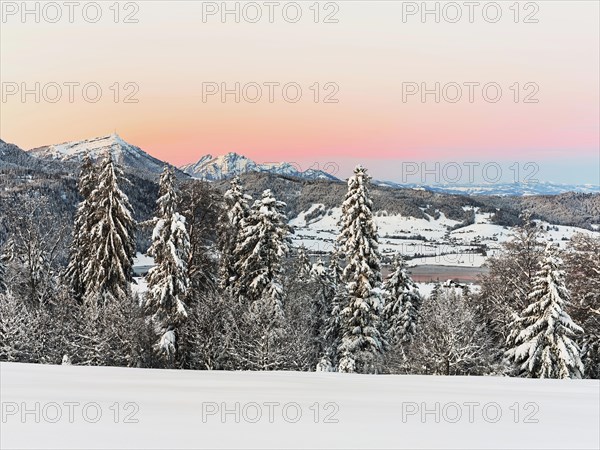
[290,205,599,268]
[1,362,598,450]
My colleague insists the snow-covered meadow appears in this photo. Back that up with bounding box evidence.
[290,205,598,269]
[1,362,598,450]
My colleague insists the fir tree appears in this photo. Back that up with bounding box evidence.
[478,210,544,344]
[506,244,584,379]
[234,189,291,369]
[218,177,251,294]
[382,254,422,346]
[322,250,345,366]
[335,165,384,373]
[65,153,97,301]
[83,152,136,307]
[0,243,10,295]
[406,286,496,375]
[245,282,287,370]
[565,233,600,379]
[144,166,191,361]
[296,245,312,281]
[234,189,291,306]
[309,258,335,370]
[329,251,343,286]
[0,293,28,361]
[180,180,221,297]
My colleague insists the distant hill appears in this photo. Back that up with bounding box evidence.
[374,180,600,197]
[215,172,600,230]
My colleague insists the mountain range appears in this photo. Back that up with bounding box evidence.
[2,136,599,234]
[1,134,597,197]
[180,152,339,181]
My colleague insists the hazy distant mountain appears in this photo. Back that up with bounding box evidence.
[373,180,600,197]
[181,151,594,195]
[180,152,340,181]
[28,133,175,176]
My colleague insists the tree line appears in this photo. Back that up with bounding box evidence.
[0,154,598,378]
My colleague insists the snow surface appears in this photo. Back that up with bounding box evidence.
[131,277,148,296]
[133,252,155,268]
[132,253,155,277]
[1,362,598,449]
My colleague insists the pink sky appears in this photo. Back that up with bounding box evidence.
[1,1,598,183]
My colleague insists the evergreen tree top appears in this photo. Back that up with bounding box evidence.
[157,166,177,218]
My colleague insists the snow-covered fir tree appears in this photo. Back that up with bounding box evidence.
[478,210,544,343]
[329,251,343,286]
[234,189,291,306]
[180,180,221,297]
[335,165,384,373]
[506,244,584,379]
[565,233,600,379]
[322,251,345,366]
[144,166,191,361]
[500,210,545,310]
[244,283,287,370]
[0,243,9,295]
[0,293,28,361]
[234,189,291,369]
[218,176,251,294]
[308,257,336,370]
[405,286,496,375]
[175,180,222,369]
[382,254,422,346]
[296,245,312,281]
[82,152,136,307]
[65,154,97,301]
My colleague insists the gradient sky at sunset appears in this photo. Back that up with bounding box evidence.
[1,1,598,183]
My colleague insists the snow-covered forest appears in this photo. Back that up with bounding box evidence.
[1,152,598,379]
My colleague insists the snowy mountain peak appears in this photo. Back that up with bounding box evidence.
[180,152,339,181]
[28,134,172,175]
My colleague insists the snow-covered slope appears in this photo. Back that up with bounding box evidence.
[28,133,171,175]
[181,152,339,181]
[2,362,598,450]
